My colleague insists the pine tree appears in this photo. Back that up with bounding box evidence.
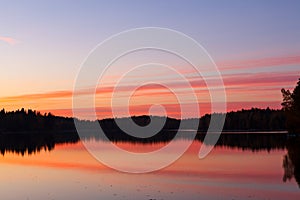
[282,78,300,133]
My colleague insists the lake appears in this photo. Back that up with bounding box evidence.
[0,132,299,200]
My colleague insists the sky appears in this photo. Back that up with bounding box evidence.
[0,0,300,119]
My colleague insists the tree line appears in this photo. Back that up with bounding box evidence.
[0,108,75,132]
[0,107,287,133]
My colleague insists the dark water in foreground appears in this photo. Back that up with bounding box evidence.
[0,132,299,200]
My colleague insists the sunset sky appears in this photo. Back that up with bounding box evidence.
[1,0,300,119]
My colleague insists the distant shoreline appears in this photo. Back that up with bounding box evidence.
[0,107,287,133]
[0,129,289,135]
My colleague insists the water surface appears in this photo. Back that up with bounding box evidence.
[0,133,299,200]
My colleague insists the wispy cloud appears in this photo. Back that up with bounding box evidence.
[0,71,297,103]
[0,36,19,45]
[217,55,300,70]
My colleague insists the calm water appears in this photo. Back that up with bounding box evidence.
[0,134,299,200]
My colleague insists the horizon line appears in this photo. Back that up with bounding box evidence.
[0,106,283,121]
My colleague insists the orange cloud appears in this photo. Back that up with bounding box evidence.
[0,91,73,102]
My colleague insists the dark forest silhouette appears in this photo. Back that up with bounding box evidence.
[0,107,286,133]
[0,107,291,156]
[0,106,290,157]
[0,108,75,132]
[0,107,289,154]
[282,78,300,133]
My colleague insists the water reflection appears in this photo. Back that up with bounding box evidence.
[0,131,289,155]
[0,131,79,156]
[283,137,300,187]
[1,131,299,187]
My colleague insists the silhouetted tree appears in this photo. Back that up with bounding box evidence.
[195,108,286,131]
[0,108,76,132]
[282,78,300,133]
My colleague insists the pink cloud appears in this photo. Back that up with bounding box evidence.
[221,71,299,87]
[172,55,300,77]
[0,36,19,45]
[217,55,300,70]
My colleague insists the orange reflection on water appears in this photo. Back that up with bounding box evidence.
[0,140,299,200]
[0,140,288,178]
[0,141,108,172]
